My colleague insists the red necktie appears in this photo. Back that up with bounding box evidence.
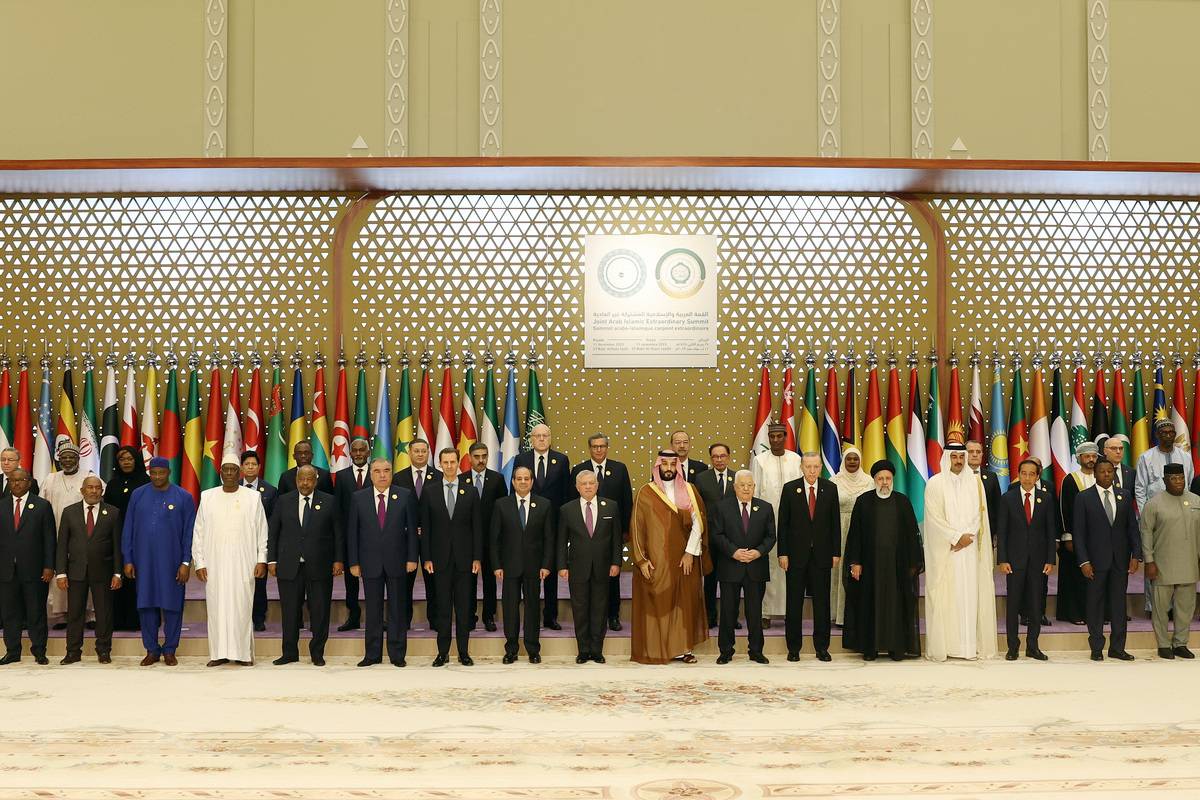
[13,497,20,528]
[1024,492,1032,525]
[808,485,817,519]
[86,505,95,537]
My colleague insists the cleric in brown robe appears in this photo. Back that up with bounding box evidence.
[629,450,712,664]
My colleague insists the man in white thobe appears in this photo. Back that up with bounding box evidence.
[193,454,268,666]
[750,422,802,625]
[41,441,103,626]
[922,442,998,661]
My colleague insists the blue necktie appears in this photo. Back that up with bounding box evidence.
[519,498,527,529]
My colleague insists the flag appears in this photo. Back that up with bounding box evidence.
[457,363,479,473]
[0,357,11,452]
[779,362,797,452]
[309,360,330,470]
[264,362,287,488]
[1131,364,1150,465]
[14,359,33,473]
[500,363,520,483]
[200,361,223,490]
[1153,363,1168,429]
[182,362,203,504]
[99,357,119,481]
[1110,363,1131,464]
[925,361,944,475]
[522,362,545,449]
[371,362,392,463]
[160,361,182,485]
[1090,363,1109,442]
[223,361,243,461]
[57,362,78,456]
[862,361,885,467]
[905,361,928,522]
[138,360,158,468]
[392,358,414,472]
[1171,362,1191,453]
[78,359,101,477]
[820,361,841,478]
[287,365,307,469]
[751,363,772,459]
[416,361,434,448]
[944,359,964,453]
[33,360,53,484]
[1028,362,1050,484]
[841,361,860,450]
[1069,362,1090,455]
[244,361,266,466]
[329,358,351,476]
[435,363,457,457]
[1049,363,1073,493]
[988,361,1009,492]
[120,359,138,448]
[1008,361,1028,478]
[481,359,502,473]
[967,360,985,444]
[798,362,821,457]
[352,358,371,443]
[885,357,908,497]
[1192,358,1200,473]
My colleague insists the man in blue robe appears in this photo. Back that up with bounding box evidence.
[122,456,195,666]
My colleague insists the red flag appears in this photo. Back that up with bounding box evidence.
[120,361,138,448]
[417,367,435,448]
[14,362,32,472]
[244,364,265,464]
[779,364,796,452]
[201,365,224,488]
[1192,359,1200,474]
[750,364,772,457]
[840,364,859,449]
[329,361,351,477]
[944,360,964,447]
[159,368,182,471]
[435,366,457,456]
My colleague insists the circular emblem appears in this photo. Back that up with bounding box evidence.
[655,248,706,299]
[167,504,175,510]
[597,249,647,298]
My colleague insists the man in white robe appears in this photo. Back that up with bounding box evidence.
[750,422,802,624]
[40,441,103,626]
[193,454,268,666]
[922,442,998,661]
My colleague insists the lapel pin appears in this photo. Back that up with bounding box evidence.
[530,502,537,508]
[122,487,129,494]
[1036,498,1042,504]
[753,506,759,512]
[314,504,321,510]
[459,489,466,495]
[167,504,175,510]
[551,458,557,465]
[1116,493,1123,501]
[101,509,108,516]
[796,487,802,493]
[600,500,606,506]
[391,494,398,500]
[259,486,265,493]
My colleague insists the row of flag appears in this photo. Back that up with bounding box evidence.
[751,350,1200,522]
[0,348,550,506]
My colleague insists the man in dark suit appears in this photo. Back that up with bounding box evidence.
[777,452,841,662]
[694,442,737,629]
[465,442,508,631]
[420,447,483,666]
[240,450,279,632]
[1074,459,1142,661]
[0,469,55,664]
[333,437,372,630]
[710,469,776,664]
[490,465,552,663]
[557,468,623,663]
[268,464,344,666]
[1101,436,1136,494]
[568,433,633,631]
[393,438,437,629]
[966,440,1002,538]
[513,424,570,629]
[54,475,121,664]
[670,430,710,484]
[276,441,334,496]
[996,458,1057,661]
[0,448,38,496]
[347,458,419,667]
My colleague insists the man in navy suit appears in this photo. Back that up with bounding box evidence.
[568,433,632,631]
[1074,459,1143,661]
[347,458,419,667]
[513,424,570,629]
[465,442,509,632]
[333,438,373,631]
[694,443,737,630]
[0,469,55,664]
[710,469,776,664]
[393,438,438,628]
[241,450,279,632]
[490,465,552,663]
[996,459,1057,660]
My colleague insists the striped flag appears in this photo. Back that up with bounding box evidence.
[329,355,351,476]
[750,359,772,459]
[457,359,479,472]
[14,357,32,472]
[925,359,944,475]
[1048,360,1074,493]
[0,355,11,453]
[944,357,964,453]
[967,359,985,444]
[308,358,330,470]
[392,356,414,472]
[352,354,371,443]
[885,354,908,497]
[33,356,53,484]
[841,358,860,450]
[862,357,885,467]
[798,359,821,457]
[820,357,841,478]
[371,359,392,463]
[1170,359,1191,453]
[500,360,520,483]
[1008,358,1028,479]
[1109,359,1132,464]
[159,358,182,485]
[435,361,457,457]
[1090,360,1110,442]
[1152,361,1168,428]
[779,358,797,452]
[1028,359,1050,483]
[988,358,1009,492]
[264,358,287,489]
[1130,361,1150,465]
[905,355,928,521]
[415,356,435,449]
[138,358,158,468]
[182,358,203,504]
[480,355,502,473]
[99,355,119,481]
[120,356,138,448]
[1069,360,1090,459]
[78,356,101,477]
[200,357,223,490]
[57,359,78,456]
[286,360,307,468]
[223,358,244,461]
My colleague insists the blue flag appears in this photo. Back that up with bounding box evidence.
[500,366,520,484]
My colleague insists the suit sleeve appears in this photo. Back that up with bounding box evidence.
[759,505,777,558]
[1127,500,1143,560]
[541,511,556,573]
[1043,498,1057,566]
[1059,480,1077,539]
[776,492,791,559]
[826,488,840,558]
[41,508,57,571]
[110,511,123,574]
[610,512,624,567]
[405,496,419,563]
[556,507,568,572]
[619,468,633,533]
[996,498,1009,564]
[54,513,70,576]
[419,497,432,563]
[267,504,281,563]
[1073,494,1091,566]
[709,504,735,558]
[347,499,360,568]
[121,500,135,566]
[471,495,483,562]
[489,507,503,572]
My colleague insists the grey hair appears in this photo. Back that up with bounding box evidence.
[575,469,598,485]
[800,451,821,460]
[368,457,393,470]
[733,469,754,482]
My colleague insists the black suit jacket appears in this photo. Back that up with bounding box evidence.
[392,464,437,502]
[467,468,509,541]
[976,469,1002,537]
[347,485,420,579]
[514,448,571,507]
[0,493,56,582]
[1073,484,1142,571]
[489,493,554,578]
[243,480,278,520]
[557,497,623,579]
[776,477,841,566]
[419,475,483,571]
[0,474,39,496]
[709,495,777,583]
[694,468,735,528]
[996,485,1057,569]
[277,466,333,497]
[55,501,122,581]
[568,459,633,532]
[334,464,372,514]
[268,490,344,581]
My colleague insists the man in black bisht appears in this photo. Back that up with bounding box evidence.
[842,460,923,661]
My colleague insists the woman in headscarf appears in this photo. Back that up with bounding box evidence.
[830,445,874,626]
[105,445,149,631]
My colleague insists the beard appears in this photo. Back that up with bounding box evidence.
[875,486,892,498]
[658,467,677,482]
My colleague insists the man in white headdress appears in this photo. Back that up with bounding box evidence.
[830,445,874,625]
[750,421,802,627]
[922,441,998,661]
[193,453,268,666]
[41,441,103,627]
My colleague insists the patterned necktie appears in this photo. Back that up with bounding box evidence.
[741,502,750,533]
[86,505,95,537]
[302,495,311,527]
[537,455,546,485]
[519,498,527,529]
[446,483,456,516]
[1024,492,1032,525]
[808,485,817,519]
[414,470,424,499]
[585,501,594,537]
[13,496,21,528]
[377,493,387,528]
[1104,489,1115,524]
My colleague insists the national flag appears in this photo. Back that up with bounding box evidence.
[435,362,457,457]
[1131,363,1150,464]
[1152,362,1168,429]
[308,359,330,470]
[751,360,772,459]
[988,360,1009,491]
[416,358,434,449]
[182,360,203,504]
[371,360,392,463]
[905,358,928,521]
[352,355,371,443]
[779,360,797,452]
[500,364,520,483]
[14,357,33,473]
[33,358,53,484]
[1192,356,1200,473]
[457,361,479,473]
[138,359,158,468]
[57,360,78,456]
[392,356,414,472]
[967,359,985,444]
[287,364,307,469]
[200,359,224,490]
[264,360,287,488]
[1170,361,1191,453]
[78,357,101,477]
[99,356,119,481]
[862,359,885,467]
[1008,360,1028,478]
[522,360,546,450]
[1110,361,1132,466]
[1090,362,1109,442]
[120,357,138,448]
[943,358,964,454]
[820,359,841,478]
[223,359,243,461]
[1069,361,1090,459]
[798,360,821,457]
[885,355,908,497]
[244,358,266,466]
[160,359,182,485]
[925,360,944,475]
[0,356,11,452]
[1048,362,1073,493]
[480,357,502,473]
[329,355,351,476]
[1028,361,1050,483]
[841,360,860,450]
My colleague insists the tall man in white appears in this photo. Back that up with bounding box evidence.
[750,421,801,627]
[922,441,998,661]
[193,454,268,667]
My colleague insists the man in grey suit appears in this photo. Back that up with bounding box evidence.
[54,475,122,664]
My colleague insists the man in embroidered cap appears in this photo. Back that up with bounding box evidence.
[122,456,195,666]
[629,450,711,664]
[750,420,802,628]
[1140,462,1200,659]
[192,453,268,667]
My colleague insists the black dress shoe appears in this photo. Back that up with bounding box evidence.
[356,658,380,667]
[591,654,606,664]
[1027,649,1049,661]
[529,654,541,664]
[390,659,406,667]
[734,620,742,630]
[60,653,82,665]
[1108,650,1135,661]
[1158,647,1176,659]
[575,654,589,664]
[888,651,904,661]
[1174,646,1195,659]
[716,654,732,664]
[749,653,769,664]
[544,620,562,631]
[336,618,360,632]
[85,621,96,631]
[273,656,299,666]
[1005,649,1019,661]
[503,654,517,664]
[254,622,267,632]
[97,653,112,664]
[459,655,474,666]
[815,650,831,662]
[786,652,799,662]
[863,652,877,661]
[34,655,48,665]
[1040,615,1051,627]
[312,655,326,666]
[609,618,622,631]
[52,622,67,631]
[431,654,448,667]
[484,620,497,632]
[1091,651,1104,661]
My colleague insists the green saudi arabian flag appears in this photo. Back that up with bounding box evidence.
[522,365,545,450]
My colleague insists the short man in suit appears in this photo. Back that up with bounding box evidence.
[466,441,508,632]
[710,469,776,664]
[996,459,1057,661]
[0,447,38,496]
[333,437,373,631]
[0,469,55,664]
[347,458,419,667]
[514,424,570,629]
[665,430,710,485]
[557,469,623,663]
[1074,459,1142,661]
[276,440,334,496]
[421,448,483,666]
[777,451,840,662]
[54,475,121,664]
[694,442,737,630]
[568,433,632,631]
[490,465,552,663]
[240,450,279,632]
[268,464,344,666]
[393,438,437,629]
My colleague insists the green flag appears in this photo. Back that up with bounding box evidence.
[352,366,370,442]
[393,362,414,471]
[522,365,545,449]
[1130,368,1148,466]
[162,367,182,484]
[264,365,287,487]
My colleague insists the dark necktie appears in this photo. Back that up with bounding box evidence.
[302,495,311,527]
[536,455,546,485]
[86,505,95,537]
[377,493,387,528]
[718,472,725,495]
[585,501,594,537]
[356,468,364,489]
[414,470,424,498]
[741,502,749,533]
[519,498,527,529]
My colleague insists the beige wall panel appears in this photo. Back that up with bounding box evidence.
[408,0,478,156]
[841,0,910,157]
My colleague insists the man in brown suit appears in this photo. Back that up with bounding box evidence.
[54,475,122,664]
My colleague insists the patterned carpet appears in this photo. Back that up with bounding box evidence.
[4,652,1200,799]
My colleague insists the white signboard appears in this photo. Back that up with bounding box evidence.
[584,234,720,368]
